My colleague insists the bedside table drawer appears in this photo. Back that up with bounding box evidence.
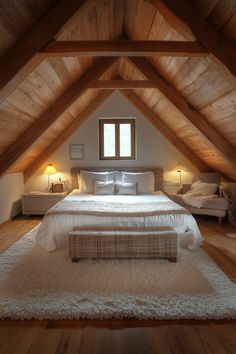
[22,192,67,215]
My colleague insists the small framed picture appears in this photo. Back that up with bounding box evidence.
[70,144,84,160]
[51,183,64,193]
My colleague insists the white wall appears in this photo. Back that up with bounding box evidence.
[0,172,24,224]
[25,91,198,191]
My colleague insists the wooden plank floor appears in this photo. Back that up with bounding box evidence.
[0,216,236,354]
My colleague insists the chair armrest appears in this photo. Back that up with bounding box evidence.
[220,186,233,206]
[178,184,191,194]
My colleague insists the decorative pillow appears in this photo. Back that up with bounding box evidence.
[116,182,137,195]
[94,180,115,195]
[186,180,218,196]
[79,171,115,193]
[121,171,154,194]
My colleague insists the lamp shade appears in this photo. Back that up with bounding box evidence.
[44,164,57,175]
[175,161,187,172]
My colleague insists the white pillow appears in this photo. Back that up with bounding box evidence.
[116,182,137,195]
[186,180,218,196]
[122,172,154,194]
[79,171,115,193]
[94,181,115,195]
[114,171,123,183]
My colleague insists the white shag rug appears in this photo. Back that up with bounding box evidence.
[0,225,236,320]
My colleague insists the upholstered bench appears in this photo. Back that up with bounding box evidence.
[69,226,179,262]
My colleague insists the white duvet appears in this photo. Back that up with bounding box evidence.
[36,190,202,252]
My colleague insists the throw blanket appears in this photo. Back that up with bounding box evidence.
[47,199,190,217]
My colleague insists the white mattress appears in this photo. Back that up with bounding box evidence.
[36,190,202,252]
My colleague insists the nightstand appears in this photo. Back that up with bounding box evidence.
[22,191,68,215]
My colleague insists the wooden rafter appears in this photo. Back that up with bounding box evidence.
[41,40,208,57]
[148,0,236,77]
[91,80,158,89]
[0,0,88,103]
[24,90,114,182]
[128,57,236,168]
[0,57,117,178]
[120,89,210,172]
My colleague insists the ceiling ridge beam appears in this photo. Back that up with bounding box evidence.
[0,0,88,103]
[128,57,236,168]
[120,89,210,172]
[41,40,208,57]
[24,90,114,182]
[148,0,236,78]
[0,57,117,179]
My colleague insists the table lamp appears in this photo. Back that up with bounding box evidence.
[175,161,187,186]
[44,164,58,190]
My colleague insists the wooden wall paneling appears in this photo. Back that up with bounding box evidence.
[221,12,236,43]
[188,0,219,18]
[95,0,114,40]
[180,63,234,110]
[11,111,75,173]
[24,90,114,181]
[128,57,236,168]
[110,0,125,39]
[0,0,88,103]
[120,89,210,172]
[34,60,66,98]
[123,0,158,40]
[0,57,117,178]
[171,57,212,92]
[207,0,236,30]
[148,0,236,78]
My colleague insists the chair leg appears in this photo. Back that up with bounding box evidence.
[218,217,222,224]
[71,258,79,263]
[168,257,177,262]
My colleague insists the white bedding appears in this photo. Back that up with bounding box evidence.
[36,190,202,252]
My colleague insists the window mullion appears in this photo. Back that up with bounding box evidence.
[115,123,120,159]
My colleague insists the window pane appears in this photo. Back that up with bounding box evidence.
[120,123,131,157]
[104,123,115,157]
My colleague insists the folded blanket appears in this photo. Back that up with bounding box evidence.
[46,199,190,217]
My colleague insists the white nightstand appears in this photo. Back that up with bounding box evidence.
[22,191,68,215]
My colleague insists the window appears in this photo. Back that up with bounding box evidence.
[99,119,135,160]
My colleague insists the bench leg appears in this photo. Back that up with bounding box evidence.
[71,258,79,263]
[168,257,177,262]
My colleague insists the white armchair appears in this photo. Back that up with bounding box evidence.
[168,173,231,223]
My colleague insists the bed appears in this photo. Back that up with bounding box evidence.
[36,167,202,252]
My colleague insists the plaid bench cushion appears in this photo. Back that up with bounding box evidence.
[69,226,179,261]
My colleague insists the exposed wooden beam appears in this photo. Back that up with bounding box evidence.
[0,0,88,103]
[41,40,208,57]
[148,0,236,77]
[91,80,158,89]
[120,89,210,172]
[128,57,236,167]
[24,90,114,182]
[0,57,117,178]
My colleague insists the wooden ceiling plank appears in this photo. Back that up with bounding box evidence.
[41,40,208,57]
[120,89,209,172]
[91,80,158,89]
[128,57,236,167]
[24,90,114,182]
[148,0,236,77]
[0,57,117,178]
[0,0,88,103]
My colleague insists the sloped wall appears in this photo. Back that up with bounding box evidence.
[25,91,197,191]
[0,172,24,224]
